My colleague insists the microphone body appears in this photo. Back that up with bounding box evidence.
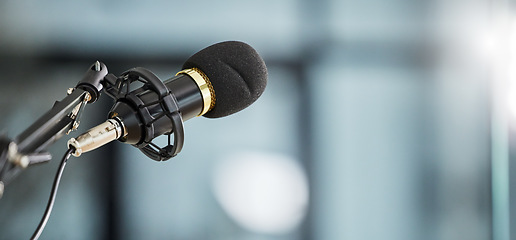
[110,71,207,145]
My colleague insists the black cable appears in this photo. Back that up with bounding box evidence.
[30,147,75,240]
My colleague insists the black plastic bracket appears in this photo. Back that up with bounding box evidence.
[104,67,185,161]
[76,61,107,103]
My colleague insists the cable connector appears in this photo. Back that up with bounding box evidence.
[68,118,125,157]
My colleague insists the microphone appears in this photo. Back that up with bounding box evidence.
[68,41,267,159]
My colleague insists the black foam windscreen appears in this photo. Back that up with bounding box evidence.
[182,41,268,118]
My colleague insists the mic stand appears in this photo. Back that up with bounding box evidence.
[0,61,107,198]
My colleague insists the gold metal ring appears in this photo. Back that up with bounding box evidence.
[176,68,215,116]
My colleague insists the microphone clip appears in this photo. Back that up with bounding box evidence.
[103,67,185,161]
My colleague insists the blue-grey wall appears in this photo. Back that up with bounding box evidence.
[0,0,505,239]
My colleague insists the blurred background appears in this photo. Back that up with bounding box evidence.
[0,0,513,239]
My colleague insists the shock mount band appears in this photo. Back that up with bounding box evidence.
[104,67,184,161]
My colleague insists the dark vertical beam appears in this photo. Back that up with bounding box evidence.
[297,0,330,238]
[508,127,516,240]
[103,143,119,240]
[292,58,315,240]
[100,63,128,240]
[84,93,120,240]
